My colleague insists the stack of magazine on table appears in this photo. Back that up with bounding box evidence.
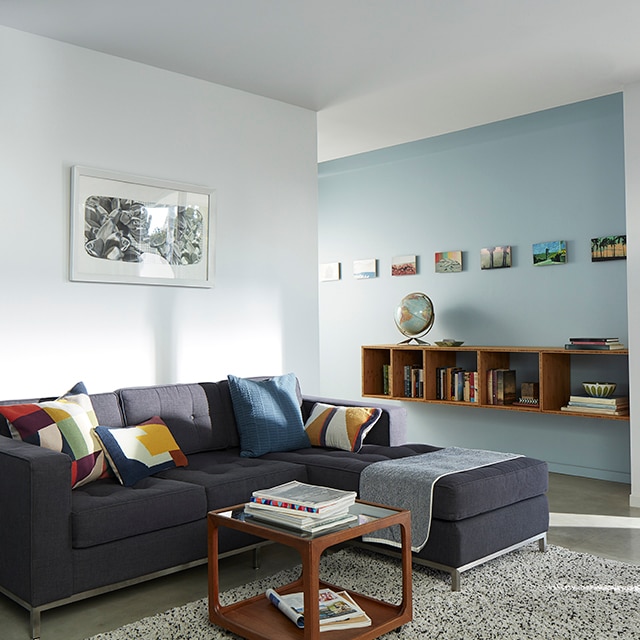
[244,480,357,534]
[266,587,371,631]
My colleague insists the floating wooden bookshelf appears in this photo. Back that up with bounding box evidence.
[362,345,630,421]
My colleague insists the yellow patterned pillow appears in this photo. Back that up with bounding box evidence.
[304,403,382,452]
[94,417,187,486]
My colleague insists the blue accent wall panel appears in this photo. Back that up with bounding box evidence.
[318,94,629,482]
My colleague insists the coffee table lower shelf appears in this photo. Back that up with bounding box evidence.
[211,577,407,640]
[208,499,412,640]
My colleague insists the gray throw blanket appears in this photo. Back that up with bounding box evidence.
[359,447,522,552]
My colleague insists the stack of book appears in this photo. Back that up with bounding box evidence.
[266,587,371,631]
[564,337,626,351]
[244,481,357,534]
[561,395,629,416]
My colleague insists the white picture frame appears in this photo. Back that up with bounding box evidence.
[70,166,215,287]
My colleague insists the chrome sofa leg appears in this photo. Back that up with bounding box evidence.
[450,569,462,591]
[253,546,260,569]
[538,533,548,552]
[30,608,41,640]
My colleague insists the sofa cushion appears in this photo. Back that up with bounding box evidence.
[0,382,107,488]
[304,403,382,452]
[156,449,308,510]
[228,374,310,457]
[262,444,435,493]
[94,417,188,487]
[118,384,214,454]
[71,476,206,548]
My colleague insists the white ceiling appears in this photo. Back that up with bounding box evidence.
[1,0,640,161]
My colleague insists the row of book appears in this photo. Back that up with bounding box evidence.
[564,337,626,351]
[266,586,371,631]
[486,369,517,405]
[561,395,629,416]
[436,367,479,402]
[243,480,357,534]
[403,364,424,398]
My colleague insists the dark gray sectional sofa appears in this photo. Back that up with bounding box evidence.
[0,378,549,639]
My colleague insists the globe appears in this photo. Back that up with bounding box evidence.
[394,292,435,344]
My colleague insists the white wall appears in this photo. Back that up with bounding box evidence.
[0,26,320,398]
[623,84,640,506]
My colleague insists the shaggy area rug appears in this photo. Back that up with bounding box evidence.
[86,545,640,639]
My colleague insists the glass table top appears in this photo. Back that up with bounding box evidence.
[215,501,400,539]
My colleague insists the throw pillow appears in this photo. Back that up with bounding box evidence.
[94,417,188,487]
[304,403,382,452]
[0,382,107,488]
[227,373,310,457]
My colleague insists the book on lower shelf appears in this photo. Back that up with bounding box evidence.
[266,587,371,631]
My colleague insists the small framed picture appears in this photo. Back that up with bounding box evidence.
[353,258,377,279]
[532,240,567,266]
[319,262,341,282]
[391,255,417,276]
[435,250,462,273]
[591,235,626,261]
[480,246,512,269]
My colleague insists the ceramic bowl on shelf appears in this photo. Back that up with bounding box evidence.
[435,340,464,347]
[582,382,617,397]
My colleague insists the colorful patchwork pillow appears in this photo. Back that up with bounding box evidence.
[94,417,188,486]
[0,382,107,488]
[227,373,310,457]
[304,403,382,452]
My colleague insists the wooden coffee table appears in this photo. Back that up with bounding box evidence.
[208,500,412,640]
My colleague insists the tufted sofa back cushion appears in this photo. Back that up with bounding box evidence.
[117,383,219,454]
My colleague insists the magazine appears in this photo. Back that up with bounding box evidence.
[245,504,356,533]
[265,587,370,630]
[252,481,356,513]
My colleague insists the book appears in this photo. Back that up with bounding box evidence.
[560,405,628,416]
[251,481,356,514]
[245,506,357,533]
[564,343,625,351]
[245,499,350,520]
[568,395,628,407]
[320,592,372,631]
[265,587,370,630]
[382,364,390,395]
[568,337,620,343]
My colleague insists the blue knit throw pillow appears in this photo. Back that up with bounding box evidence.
[227,373,310,457]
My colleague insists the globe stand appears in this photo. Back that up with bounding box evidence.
[398,337,431,345]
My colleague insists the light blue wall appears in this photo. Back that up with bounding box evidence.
[318,94,629,482]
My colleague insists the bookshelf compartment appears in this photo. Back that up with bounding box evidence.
[362,345,629,420]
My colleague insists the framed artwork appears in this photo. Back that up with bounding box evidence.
[70,166,215,287]
[435,250,462,273]
[391,255,417,276]
[591,235,626,261]
[480,246,512,269]
[319,262,341,282]
[353,258,377,279]
[532,240,566,266]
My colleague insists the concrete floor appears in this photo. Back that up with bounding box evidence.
[1,472,639,640]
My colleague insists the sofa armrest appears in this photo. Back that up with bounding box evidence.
[301,396,407,446]
[0,437,74,607]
